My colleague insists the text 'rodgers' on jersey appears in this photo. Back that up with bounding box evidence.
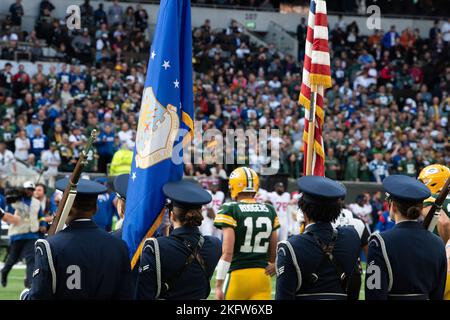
[214,200,280,271]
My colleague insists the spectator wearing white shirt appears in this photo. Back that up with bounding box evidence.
[348,194,373,226]
[0,141,15,176]
[41,142,61,188]
[117,122,133,146]
[14,129,30,161]
[69,126,87,158]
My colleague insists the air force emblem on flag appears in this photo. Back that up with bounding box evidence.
[135,87,180,169]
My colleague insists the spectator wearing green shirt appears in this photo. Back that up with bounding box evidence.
[344,150,359,181]
[398,150,418,177]
[325,148,340,180]
[358,154,371,182]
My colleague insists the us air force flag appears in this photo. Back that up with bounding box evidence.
[122,0,194,268]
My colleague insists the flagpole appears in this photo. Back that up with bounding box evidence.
[305,84,317,176]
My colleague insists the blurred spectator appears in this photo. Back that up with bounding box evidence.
[14,129,30,161]
[94,2,108,26]
[41,142,60,187]
[9,0,24,28]
[382,25,400,49]
[348,194,373,226]
[30,127,47,161]
[0,141,15,176]
[108,0,123,27]
[375,209,395,232]
[369,152,389,183]
[109,143,133,176]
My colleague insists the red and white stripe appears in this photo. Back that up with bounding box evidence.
[299,0,331,177]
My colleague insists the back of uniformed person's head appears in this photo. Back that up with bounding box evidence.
[163,180,212,229]
[297,176,346,223]
[55,178,107,223]
[170,205,203,227]
[383,175,430,220]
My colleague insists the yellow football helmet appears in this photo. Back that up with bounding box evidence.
[418,164,450,194]
[228,167,260,199]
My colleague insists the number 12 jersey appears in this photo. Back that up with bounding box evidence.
[214,200,280,271]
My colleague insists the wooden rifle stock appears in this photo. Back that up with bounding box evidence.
[422,176,450,231]
[47,130,98,235]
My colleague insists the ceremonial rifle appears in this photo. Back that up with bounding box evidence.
[423,175,450,231]
[47,129,98,235]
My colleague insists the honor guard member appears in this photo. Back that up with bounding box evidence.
[137,180,222,300]
[21,178,132,300]
[365,175,447,300]
[276,176,361,300]
[112,173,129,237]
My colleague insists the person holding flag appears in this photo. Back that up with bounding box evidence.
[276,1,362,300]
[121,0,221,299]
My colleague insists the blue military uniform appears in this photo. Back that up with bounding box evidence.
[136,180,222,300]
[111,174,139,294]
[21,179,132,300]
[365,175,447,300]
[276,176,361,300]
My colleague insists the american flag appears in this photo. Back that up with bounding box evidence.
[299,0,332,176]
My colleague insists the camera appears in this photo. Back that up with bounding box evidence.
[5,188,26,204]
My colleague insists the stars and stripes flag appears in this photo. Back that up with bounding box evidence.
[299,0,332,176]
[122,0,194,269]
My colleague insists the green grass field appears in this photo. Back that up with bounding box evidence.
[0,268,26,300]
[0,263,366,300]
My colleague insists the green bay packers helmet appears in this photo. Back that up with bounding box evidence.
[228,167,260,199]
[418,164,450,194]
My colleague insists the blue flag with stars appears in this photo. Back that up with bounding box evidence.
[122,0,194,268]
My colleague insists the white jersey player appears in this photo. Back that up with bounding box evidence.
[254,187,269,204]
[287,191,301,236]
[200,183,224,238]
[268,182,291,241]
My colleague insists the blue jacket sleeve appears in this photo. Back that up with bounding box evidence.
[27,240,55,300]
[365,235,389,300]
[275,242,298,300]
[136,239,158,300]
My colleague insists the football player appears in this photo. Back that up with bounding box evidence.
[418,164,450,301]
[418,164,450,243]
[214,167,279,300]
[268,182,291,241]
[200,181,224,238]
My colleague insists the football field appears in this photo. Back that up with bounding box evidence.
[0,264,366,300]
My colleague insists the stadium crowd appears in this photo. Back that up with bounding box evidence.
[0,0,448,185]
[192,0,450,16]
[0,0,448,222]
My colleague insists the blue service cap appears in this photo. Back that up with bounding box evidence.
[113,174,129,200]
[55,178,107,196]
[297,176,346,202]
[163,180,212,209]
[383,175,430,203]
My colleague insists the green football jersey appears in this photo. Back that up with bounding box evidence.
[214,200,280,272]
[424,194,450,235]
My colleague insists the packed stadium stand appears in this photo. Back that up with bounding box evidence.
[0,0,448,234]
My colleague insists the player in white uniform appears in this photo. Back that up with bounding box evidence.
[200,182,224,238]
[287,191,301,236]
[268,182,291,241]
[254,187,269,204]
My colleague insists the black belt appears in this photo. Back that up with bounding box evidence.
[388,293,429,300]
[296,293,348,300]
